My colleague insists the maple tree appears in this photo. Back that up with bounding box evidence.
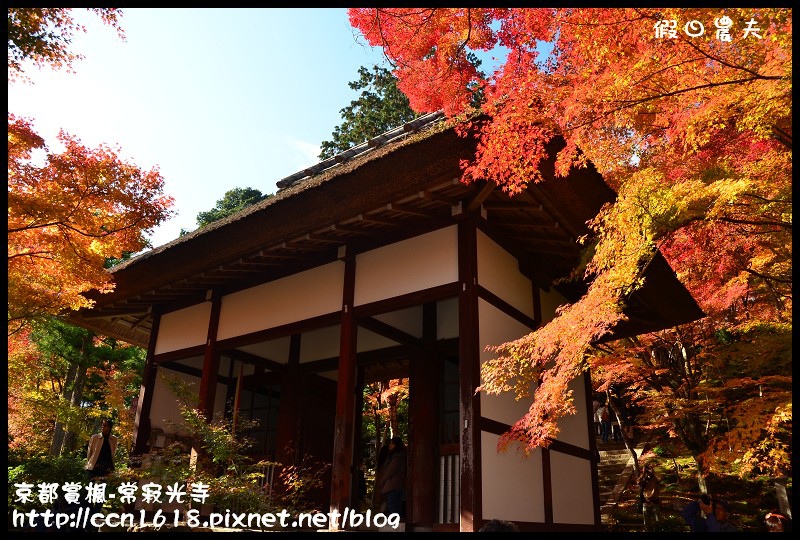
[8,8,123,80]
[8,8,174,332]
[349,7,792,483]
[8,115,174,333]
[361,378,409,465]
[8,319,145,459]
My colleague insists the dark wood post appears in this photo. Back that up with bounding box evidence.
[198,291,222,422]
[458,218,481,531]
[408,302,439,529]
[330,255,357,526]
[133,307,161,455]
[276,333,302,465]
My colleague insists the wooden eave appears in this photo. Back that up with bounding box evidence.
[66,119,703,349]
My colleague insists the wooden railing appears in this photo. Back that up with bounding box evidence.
[437,444,460,525]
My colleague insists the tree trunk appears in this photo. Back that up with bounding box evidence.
[61,362,88,455]
[692,454,709,494]
[49,361,78,457]
[607,394,641,478]
[387,391,399,438]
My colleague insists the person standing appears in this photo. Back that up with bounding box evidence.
[592,396,601,436]
[84,419,118,531]
[379,437,407,519]
[597,403,611,443]
[373,443,390,511]
[86,418,118,479]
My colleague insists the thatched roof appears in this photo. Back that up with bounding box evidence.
[67,113,703,347]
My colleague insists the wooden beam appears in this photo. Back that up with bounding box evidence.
[298,357,340,374]
[357,213,397,227]
[225,348,287,373]
[466,181,495,213]
[352,282,460,319]
[152,345,206,365]
[386,201,439,219]
[159,360,233,385]
[419,189,458,206]
[358,316,424,351]
[216,312,340,351]
[330,222,372,236]
[477,286,538,330]
[482,200,545,212]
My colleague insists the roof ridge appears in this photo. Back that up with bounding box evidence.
[275,111,445,190]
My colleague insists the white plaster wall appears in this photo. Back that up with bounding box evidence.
[150,368,193,434]
[476,231,534,318]
[150,356,230,435]
[357,327,399,353]
[237,337,291,365]
[155,302,212,354]
[481,432,545,523]
[436,297,459,340]
[217,261,344,340]
[149,363,228,432]
[478,300,537,424]
[354,226,458,306]
[478,298,594,525]
[539,286,569,324]
[300,325,341,363]
[555,374,591,450]
[373,306,423,338]
[550,451,595,524]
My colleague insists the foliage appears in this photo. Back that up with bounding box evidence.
[160,373,256,476]
[9,9,174,332]
[349,8,792,463]
[140,440,193,489]
[8,317,146,460]
[158,374,326,516]
[606,445,791,532]
[275,451,331,514]
[8,114,175,333]
[588,317,791,492]
[737,403,792,478]
[361,379,409,468]
[8,327,55,456]
[8,8,123,80]
[319,65,419,160]
[8,454,86,512]
[193,187,272,231]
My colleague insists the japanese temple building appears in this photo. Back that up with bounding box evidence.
[69,112,703,531]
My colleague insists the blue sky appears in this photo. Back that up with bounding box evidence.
[8,8,392,249]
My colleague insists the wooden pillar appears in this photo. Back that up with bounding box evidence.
[351,366,365,506]
[276,333,302,465]
[330,254,357,524]
[133,308,161,455]
[458,218,481,532]
[198,291,223,422]
[409,302,439,529]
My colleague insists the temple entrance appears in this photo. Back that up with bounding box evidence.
[355,358,410,514]
[352,349,462,530]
